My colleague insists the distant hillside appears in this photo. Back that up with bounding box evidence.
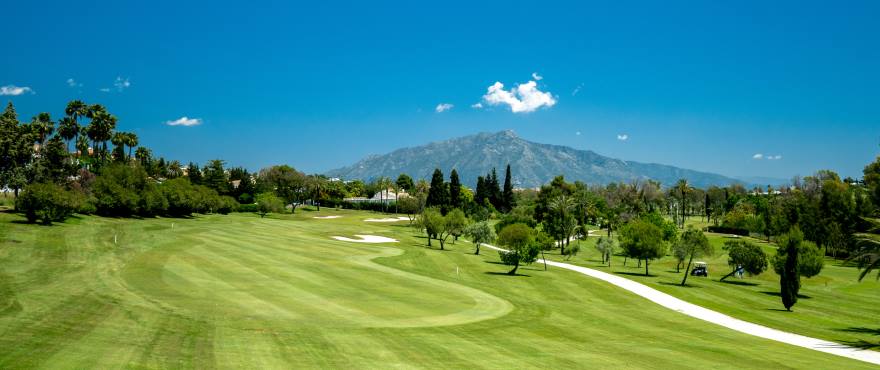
[325,130,743,189]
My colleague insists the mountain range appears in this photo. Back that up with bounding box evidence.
[325,130,749,189]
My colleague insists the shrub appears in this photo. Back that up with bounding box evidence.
[216,196,239,214]
[15,183,81,225]
[236,203,259,213]
[92,164,148,216]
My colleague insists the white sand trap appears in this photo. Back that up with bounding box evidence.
[364,216,410,222]
[313,215,342,219]
[333,235,399,243]
[479,242,880,366]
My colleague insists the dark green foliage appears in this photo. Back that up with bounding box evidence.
[15,182,81,225]
[255,192,284,217]
[449,169,461,209]
[426,169,448,209]
[395,173,414,192]
[92,164,149,216]
[618,219,667,276]
[202,159,229,194]
[721,240,768,280]
[495,205,537,232]
[502,164,515,212]
[187,162,202,184]
[778,227,802,311]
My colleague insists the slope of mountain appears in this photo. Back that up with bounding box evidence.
[325,130,743,189]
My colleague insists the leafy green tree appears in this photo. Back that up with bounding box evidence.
[464,221,496,255]
[418,207,444,247]
[445,208,468,244]
[595,236,616,266]
[865,155,880,210]
[773,228,824,280]
[15,182,81,224]
[677,227,713,286]
[548,194,577,255]
[37,135,70,183]
[720,240,768,281]
[502,164,515,213]
[619,219,666,276]
[92,164,148,216]
[255,192,283,218]
[497,223,539,275]
[426,168,448,210]
[449,169,462,209]
[396,173,414,192]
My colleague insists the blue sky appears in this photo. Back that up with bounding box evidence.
[3,0,879,180]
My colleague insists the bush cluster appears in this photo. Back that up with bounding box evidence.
[15,164,237,224]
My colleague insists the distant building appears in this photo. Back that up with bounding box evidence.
[344,188,409,204]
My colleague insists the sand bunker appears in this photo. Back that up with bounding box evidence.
[332,235,399,243]
[364,216,410,222]
[313,215,342,219]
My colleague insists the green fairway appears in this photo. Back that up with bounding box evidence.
[545,225,880,349]
[0,210,876,369]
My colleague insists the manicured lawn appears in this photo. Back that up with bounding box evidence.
[546,226,880,350]
[0,210,875,368]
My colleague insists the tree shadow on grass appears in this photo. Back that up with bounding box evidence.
[760,291,812,299]
[484,271,530,277]
[614,271,657,278]
[658,281,701,288]
[718,279,760,287]
[836,327,880,350]
[766,308,791,312]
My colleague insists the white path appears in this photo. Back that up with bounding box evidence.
[481,243,880,365]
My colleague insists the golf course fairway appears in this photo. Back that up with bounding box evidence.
[0,210,876,369]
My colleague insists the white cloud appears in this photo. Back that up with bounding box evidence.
[752,153,764,160]
[99,88,111,92]
[471,102,483,109]
[435,103,454,113]
[482,79,556,113]
[617,134,628,141]
[165,116,202,126]
[113,76,131,91]
[66,78,82,88]
[0,85,35,96]
[768,155,782,160]
[531,72,543,81]
[572,83,584,96]
[575,131,581,136]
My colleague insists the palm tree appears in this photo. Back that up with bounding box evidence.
[57,116,79,153]
[30,113,54,146]
[125,132,138,160]
[135,147,152,167]
[849,237,880,281]
[168,160,183,178]
[76,135,89,157]
[111,132,126,162]
[65,100,88,145]
[85,105,116,162]
[675,179,690,228]
[549,194,577,254]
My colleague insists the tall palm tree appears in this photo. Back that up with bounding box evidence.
[111,132,126,162]
[675,179,690,228]
[30,112,54,146]
[65,100,88,144]
[57,116,79,153]
[550,194,577,254]
[125,132,138,160]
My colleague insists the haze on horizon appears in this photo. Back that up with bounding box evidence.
[2,0,879,180]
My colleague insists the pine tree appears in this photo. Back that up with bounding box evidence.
[426,168,448,209]
[502,164,515,212]
[449,169,461,209]
[779,227,803,311]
